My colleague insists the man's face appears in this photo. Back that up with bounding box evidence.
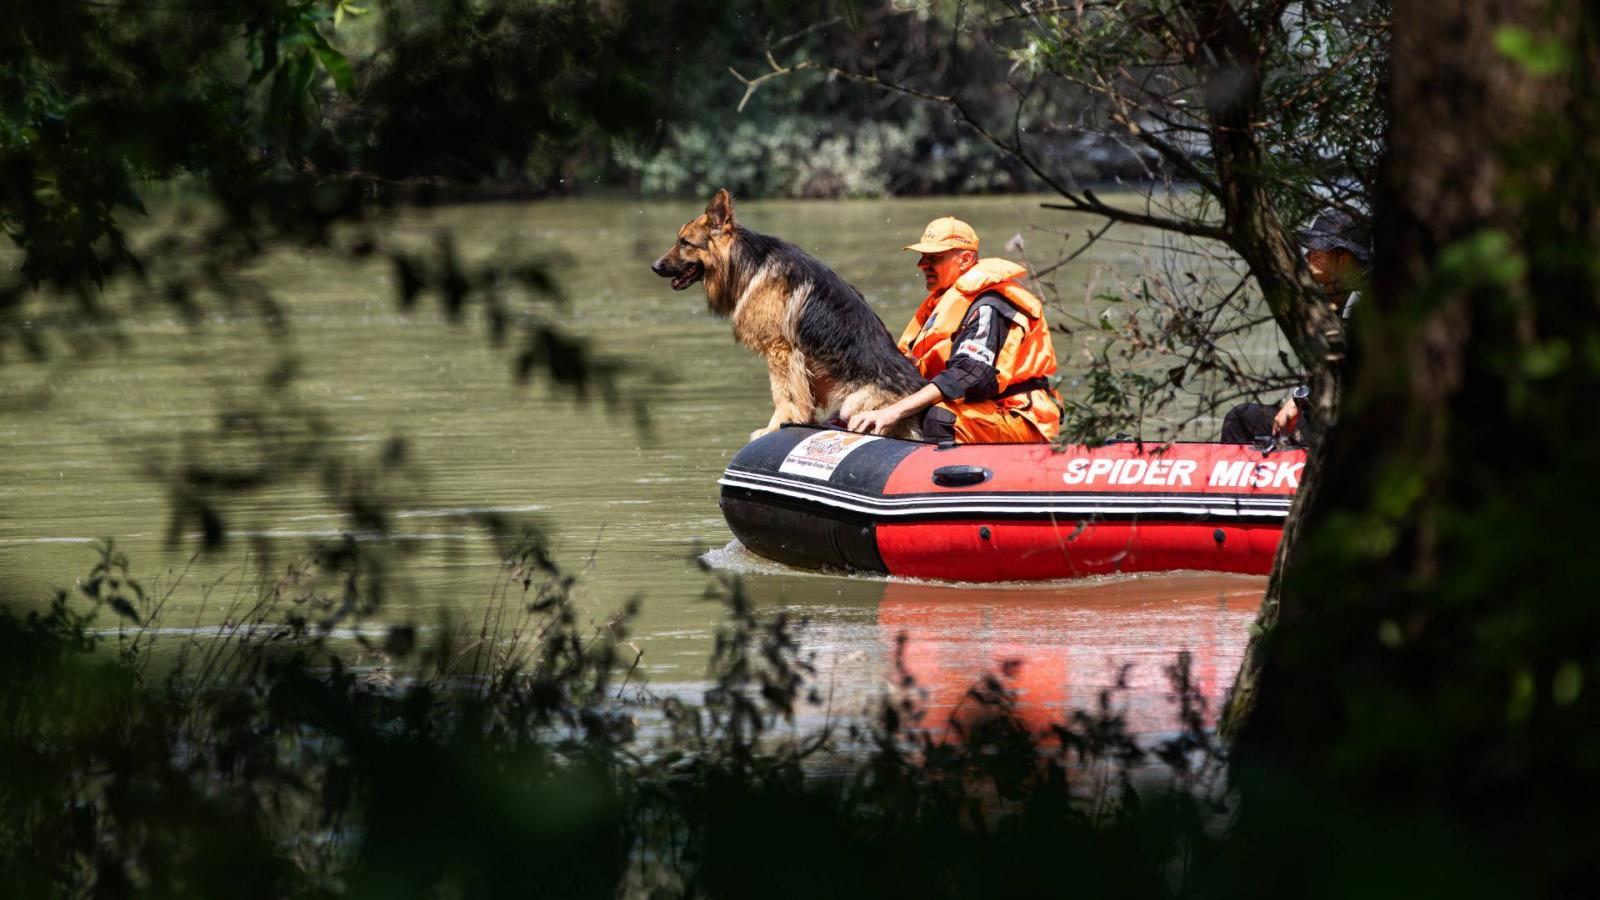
[1306,248,1360,296]
[917,249,975,293]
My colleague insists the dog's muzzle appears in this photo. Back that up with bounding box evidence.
[652,258,703,291]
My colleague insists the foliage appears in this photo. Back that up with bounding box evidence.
[1226,0,1600,893]
[0,0,679,350]
[1047,244,1300,442]
[0,544,1232,899]
[9,0,1600,896]
[313,0,668,186]
[739,1,1389,442]
[2,0,663,554]
[626,109,1026,200]
[618,0,1164,199]
[1021,0,1384,438]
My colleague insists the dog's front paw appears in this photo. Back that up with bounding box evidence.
[749,426,781,443]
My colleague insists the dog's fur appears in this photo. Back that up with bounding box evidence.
[651,189,925,441]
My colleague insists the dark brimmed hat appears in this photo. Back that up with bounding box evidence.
[1296,208,1372,262]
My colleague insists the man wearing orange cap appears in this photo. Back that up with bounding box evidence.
[847,217,1062,443]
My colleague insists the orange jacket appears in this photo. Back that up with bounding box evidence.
[898,258,1062,441]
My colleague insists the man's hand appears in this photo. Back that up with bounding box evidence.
[847,406,905,435]
[1271,396,1301,438]
[847,384,942,436]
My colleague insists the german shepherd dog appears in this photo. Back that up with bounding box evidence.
[651,189,926,441]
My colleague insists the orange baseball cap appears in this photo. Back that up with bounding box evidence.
[904,216,979,253]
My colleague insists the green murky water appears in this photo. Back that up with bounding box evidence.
[0,194,1272,729]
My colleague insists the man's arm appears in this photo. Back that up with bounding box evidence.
[1271,396,1299,436]
[847,294,1022,435]
[1272,386,1310,437]
[928,293,1023,402]
[847,383,944,434]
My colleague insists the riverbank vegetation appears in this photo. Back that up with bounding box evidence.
[5,0,1600,896]
[3,542,1230,898]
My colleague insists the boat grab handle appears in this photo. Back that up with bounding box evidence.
[932,465,992,488]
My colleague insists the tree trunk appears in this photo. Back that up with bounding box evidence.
[1227,0,1600,890]
[1179,0,1351,426]
[1184,0,1351,736]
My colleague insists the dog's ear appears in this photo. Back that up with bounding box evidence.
[705,188,734,231]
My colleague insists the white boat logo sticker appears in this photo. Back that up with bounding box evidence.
[778,431,881,480]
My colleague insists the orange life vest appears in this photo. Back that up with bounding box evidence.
[897,258,1062,443]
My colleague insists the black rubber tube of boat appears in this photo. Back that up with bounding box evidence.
[719,427,921,573]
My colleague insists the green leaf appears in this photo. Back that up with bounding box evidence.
[1523,340,1570,379]
[1372,463,1426,521]
[1494,27,1571,77]
[311,34,355,95]
[1508,667,1535,724]
[109,596,141,623]
[293,51,318,99]
[334,1,368,27]
[1553,661,1584,707]
[838,0,864,34]
[1436,229,1526,290]
[278,31,315,52]
[115,181,148,216]
[1377,619,1402,648]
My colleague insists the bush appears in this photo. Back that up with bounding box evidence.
[623,106,1034,199]
[0,542,1230,898]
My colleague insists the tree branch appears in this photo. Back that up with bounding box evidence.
[1032,221,1116,279]
[728,52,817,113]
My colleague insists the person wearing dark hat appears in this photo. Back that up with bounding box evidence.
[1297,207,1371,318]
[1219,208,1371,444]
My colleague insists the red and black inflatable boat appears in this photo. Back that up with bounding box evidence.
[718,426,1303,582]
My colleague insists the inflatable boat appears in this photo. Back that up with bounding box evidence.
[718,426,1303,582]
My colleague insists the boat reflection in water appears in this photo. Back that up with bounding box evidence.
[875,573,1264,738]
